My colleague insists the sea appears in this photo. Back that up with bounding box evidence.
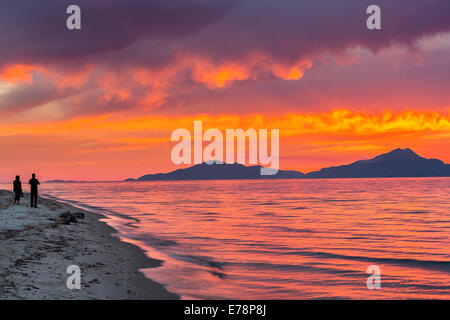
[2,178,449,299]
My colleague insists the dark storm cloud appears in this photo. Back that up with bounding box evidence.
[0,0,237,68]
[1,0,450,68]
[182,0,450,64]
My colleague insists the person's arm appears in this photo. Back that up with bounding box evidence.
[37,180,40,185]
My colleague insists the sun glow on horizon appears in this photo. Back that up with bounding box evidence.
[1,109,450,180]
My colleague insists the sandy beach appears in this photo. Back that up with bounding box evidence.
[0,189,179,300]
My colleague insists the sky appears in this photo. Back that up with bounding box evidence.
[1,0,450,181]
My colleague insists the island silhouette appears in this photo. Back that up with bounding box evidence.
[123,148,450,181]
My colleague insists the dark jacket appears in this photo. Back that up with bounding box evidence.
[13,180,22,194]
[29,178,40,193]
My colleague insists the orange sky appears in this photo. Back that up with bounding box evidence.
[1,110,450,181]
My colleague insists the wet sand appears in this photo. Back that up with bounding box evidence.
[0,189,179,300]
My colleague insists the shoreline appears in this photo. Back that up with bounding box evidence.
[0,189,179,300]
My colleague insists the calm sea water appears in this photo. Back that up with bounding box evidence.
[3,178,450,299]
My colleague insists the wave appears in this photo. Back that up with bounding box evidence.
[170,253,225,270]
[41,193,140,222]
[284,250,450,272]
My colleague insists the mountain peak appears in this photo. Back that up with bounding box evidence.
[373,148,422,162]
[390,148,417,155]
[306,147,450,178]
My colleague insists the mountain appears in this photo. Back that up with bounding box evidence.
[305,148,450,178]
[125,148,450,181]
[135,162,305,181]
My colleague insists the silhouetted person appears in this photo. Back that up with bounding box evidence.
[13,175,23,205]
[29,173,40,208]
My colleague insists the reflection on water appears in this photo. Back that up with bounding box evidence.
[11,178,450,299]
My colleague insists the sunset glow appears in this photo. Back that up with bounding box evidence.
[1,110,450,180]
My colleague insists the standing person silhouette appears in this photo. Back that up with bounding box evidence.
[29,173,40,208]
[13,175,23,205]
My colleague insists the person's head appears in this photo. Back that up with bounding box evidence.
[32,173,36,178]
[15,175,20,181]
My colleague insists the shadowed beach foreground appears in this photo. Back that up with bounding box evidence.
[0,190,178,300]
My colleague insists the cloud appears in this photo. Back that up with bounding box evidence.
[0,0,236,66]
[1,0,450,118]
